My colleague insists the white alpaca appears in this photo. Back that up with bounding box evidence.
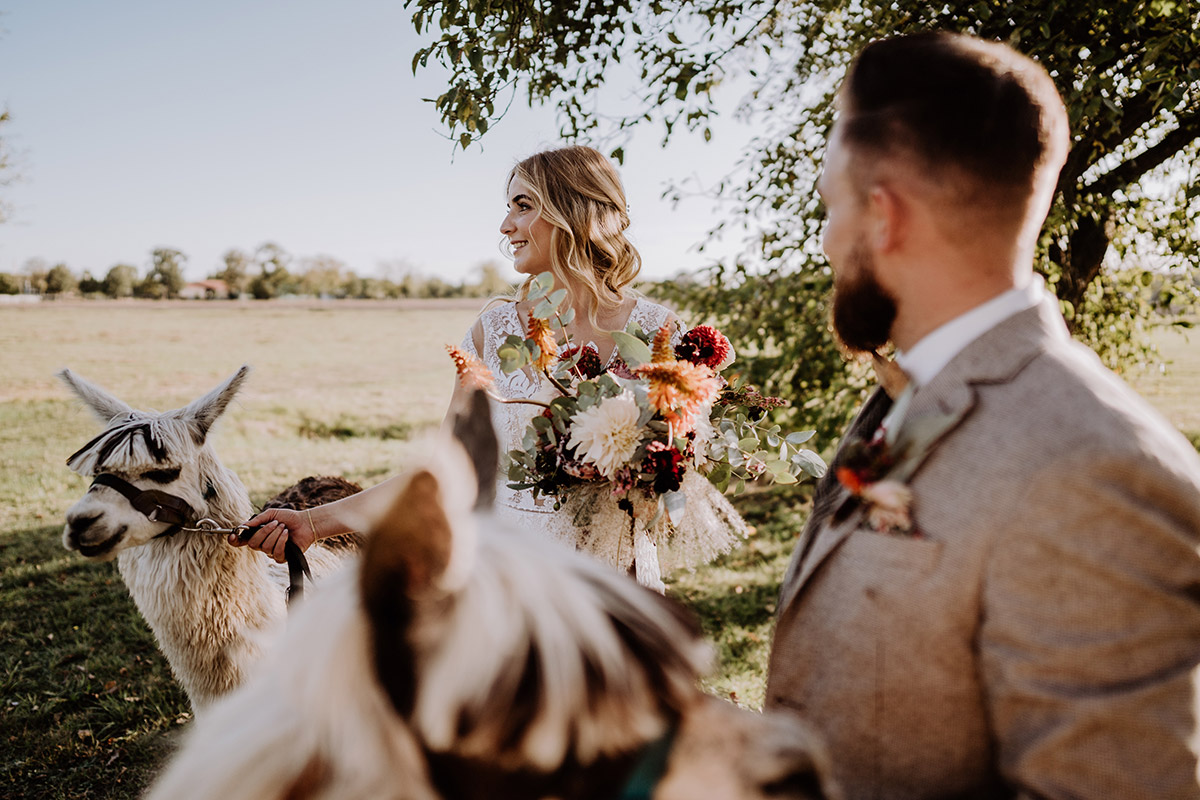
[148,392,841,800]
[59,366,356,710]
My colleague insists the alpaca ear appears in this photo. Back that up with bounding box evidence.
[360,468,457,717]
[361,470,455,601]
[181,365,251,442]
[451,388,498,510]
[57,368,135,424]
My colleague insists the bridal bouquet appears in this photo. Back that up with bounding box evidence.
[447,274,826,524]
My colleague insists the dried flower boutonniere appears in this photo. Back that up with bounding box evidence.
[835,428,918,536]
[834,403,966,538]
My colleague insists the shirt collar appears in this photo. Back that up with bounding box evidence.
[895,275,1046,387]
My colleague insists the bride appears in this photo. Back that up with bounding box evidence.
[234,145,747,591]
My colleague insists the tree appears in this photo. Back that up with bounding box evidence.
[249,242,295,299]
[77,270,104,295]
[0,109,15,225]
[45,263,78,296]
[103,263,138,298]
[213,249,253,298]
[297,255,347,297]
[0,273,20,294]
[146,248,187,299]
[408,0,1200,441]
[468,260,515,297]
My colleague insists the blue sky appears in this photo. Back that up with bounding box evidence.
[0,1,749,283]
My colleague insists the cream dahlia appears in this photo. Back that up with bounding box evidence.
[567,391,644,478]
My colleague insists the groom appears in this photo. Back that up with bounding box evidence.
[767,32,1200,799]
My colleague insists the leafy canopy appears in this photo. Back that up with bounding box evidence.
[408,0,1200,442]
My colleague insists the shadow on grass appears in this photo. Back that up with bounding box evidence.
[1,524,188,799]
[669,483,815,707]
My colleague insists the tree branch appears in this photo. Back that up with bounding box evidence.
[1084,106,1200,197]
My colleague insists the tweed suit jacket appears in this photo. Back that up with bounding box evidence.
[766,295,1200,800]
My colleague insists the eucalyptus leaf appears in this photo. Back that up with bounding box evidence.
[663,490,687,525]
[611,330,652,367]
[498,343,529,373]
[786,430,817,445]
[791,449,828,478]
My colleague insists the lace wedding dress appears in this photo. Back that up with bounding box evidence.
[460,298,749,592]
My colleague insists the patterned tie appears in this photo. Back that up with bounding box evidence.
[793,387,895,564]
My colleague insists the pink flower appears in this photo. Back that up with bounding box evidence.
[860,480,914,534]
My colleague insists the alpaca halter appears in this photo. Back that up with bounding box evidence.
[90,472,198,528]
[88,472,312,606]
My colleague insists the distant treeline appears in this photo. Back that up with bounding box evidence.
[2,244,516,300]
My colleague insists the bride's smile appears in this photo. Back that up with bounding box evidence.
[501,176,553,276]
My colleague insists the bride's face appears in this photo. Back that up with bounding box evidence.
[501,177,554,276]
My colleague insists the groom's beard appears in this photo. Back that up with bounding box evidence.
[832,243,898,354]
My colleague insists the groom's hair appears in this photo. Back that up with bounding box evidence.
[839,32,1068,231]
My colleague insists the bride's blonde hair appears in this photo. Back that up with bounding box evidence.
[508,146,642,329]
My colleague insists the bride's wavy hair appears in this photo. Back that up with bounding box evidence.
[507,146,642,329]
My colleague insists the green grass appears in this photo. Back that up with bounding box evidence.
[2,301,1196,798]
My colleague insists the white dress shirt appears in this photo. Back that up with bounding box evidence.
[881,275,1050,434]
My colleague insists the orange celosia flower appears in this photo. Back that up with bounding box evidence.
[526,312,558,371]
[651,324,675,363]
[446,345,495,391]
[633,360,721,434]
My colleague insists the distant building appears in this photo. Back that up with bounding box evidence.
[179,279,230,300]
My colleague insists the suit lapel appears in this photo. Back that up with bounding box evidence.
[777,388,892,614]
[776,295,1068,617]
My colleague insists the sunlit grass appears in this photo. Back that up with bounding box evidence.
[2,300,1196,798]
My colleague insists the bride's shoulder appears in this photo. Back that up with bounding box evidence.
[476,299,521,328]
[629,295,682,331]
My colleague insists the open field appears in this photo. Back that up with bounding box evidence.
[2,300,1197,798]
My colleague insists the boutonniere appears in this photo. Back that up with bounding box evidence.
[834,405,966,537]
[835,427,918,536]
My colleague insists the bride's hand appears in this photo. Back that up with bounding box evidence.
[228,508,317,563]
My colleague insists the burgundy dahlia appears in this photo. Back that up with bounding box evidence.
[644,440,686,494]
[675,325,733,370]
[561,344,604,379]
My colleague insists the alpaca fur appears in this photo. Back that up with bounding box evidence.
[59,367,357,710]
[149,399,839,800]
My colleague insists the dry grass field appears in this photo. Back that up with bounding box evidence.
[1,299,1196,799]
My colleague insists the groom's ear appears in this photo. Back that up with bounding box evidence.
[866,183,906,254]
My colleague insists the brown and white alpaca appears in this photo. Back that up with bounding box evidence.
[59,366,360,710]
[147,391,840,800]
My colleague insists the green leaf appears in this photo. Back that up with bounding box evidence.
[791,450,827,478]
[498,342,529,373]
[612,330,652,367]
[785,430,816,445]
[527,272,555,301]
[663,490,687,524]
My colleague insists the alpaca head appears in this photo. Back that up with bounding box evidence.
[59,366,250,560]
[147,389,838,800]
[362,460,711,781]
